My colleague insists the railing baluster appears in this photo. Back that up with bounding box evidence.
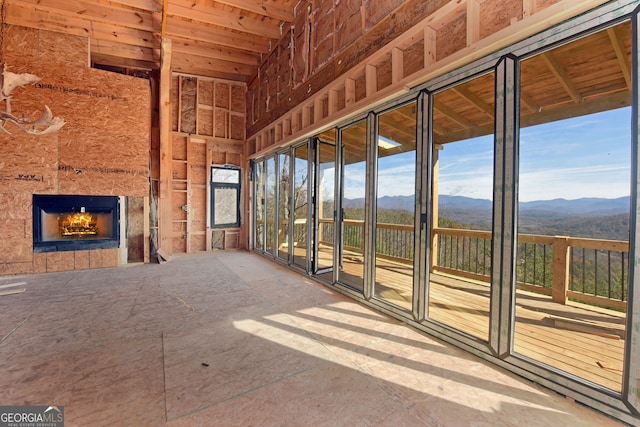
[582,248,586,294]
[622,251,626,301]
[607,250,612,299]
[594,249,598,297]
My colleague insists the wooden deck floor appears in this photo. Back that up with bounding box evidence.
[317,249,626,392]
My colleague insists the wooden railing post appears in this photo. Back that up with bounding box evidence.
[552,236,570,304]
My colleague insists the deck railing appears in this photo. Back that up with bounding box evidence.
[315,219,628,311]
[433,228,628,311]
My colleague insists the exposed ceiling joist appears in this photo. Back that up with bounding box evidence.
[4,0,295,82]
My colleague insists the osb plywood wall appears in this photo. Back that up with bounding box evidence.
[169,75,246,253]
[246,0,569,152]
[0,25,150,275]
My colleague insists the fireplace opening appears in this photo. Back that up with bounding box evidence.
[33,195,120,252]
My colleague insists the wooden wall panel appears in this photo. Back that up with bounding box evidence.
[46,252,76,273]
[0,26,150,275]
[364,0,404,29]
[89,248,118,269]
[190,188,207,232]
[180,77,197,134]
[198,108,214,136]
[199,80,214,105]
[231,84,245,113]
[127,196,145,263]
[404,39,425,76]
[278,31,292,102]
[172,235,187,253]
[171,75,180,131]
[0,194,32,274]
[33,253,47,274]
[231,115,245,140]
[173,136,187,160]
[292,1,311,88]
[312,0,335,71]
[215,82,230,108]
[191,235,206,252]
[436,11,467,61]
[480,0,524,39]
[215,110,228,138]
[75,250,90,270]
[335,0,363,49]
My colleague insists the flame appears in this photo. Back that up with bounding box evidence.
[60,212,98,236]
[64,212,93,228]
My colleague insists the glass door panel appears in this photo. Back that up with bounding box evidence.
[314,129,337,278]
[293,144,309,269]
[265,157,276,255]
[429,72,495,341]
[374,102,417,310]
[338,120,367,292]
[254,160,265,251]
[514,23,631,391]
[277,152,291,261]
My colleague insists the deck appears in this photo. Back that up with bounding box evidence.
[331,252,627,392]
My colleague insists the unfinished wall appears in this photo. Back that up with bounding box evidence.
[168,75,246,253]
[246,0,590,154]
[0,25,150,275]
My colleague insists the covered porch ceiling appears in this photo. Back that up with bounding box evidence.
[332,21,632,165]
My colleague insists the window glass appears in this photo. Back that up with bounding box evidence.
[211,166,241,228]
[513,22,631,391]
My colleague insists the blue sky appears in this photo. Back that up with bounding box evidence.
[344,107,632,202]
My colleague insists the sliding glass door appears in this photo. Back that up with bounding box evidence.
[313,130,337,278]
[337,120,368,292]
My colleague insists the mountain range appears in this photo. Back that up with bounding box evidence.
[344,194,629,216]
[342,194,630,240]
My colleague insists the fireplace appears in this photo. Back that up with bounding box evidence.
[33,195,120,252]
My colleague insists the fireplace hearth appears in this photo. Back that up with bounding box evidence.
[33,195,120,252]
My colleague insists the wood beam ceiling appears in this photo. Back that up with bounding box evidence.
[3,0,295,82]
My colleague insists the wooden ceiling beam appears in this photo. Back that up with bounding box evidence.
[101,0,159,12]
[540,52,582,104]
[13,0,155,31]
[172,50,255,78]
[91,39,155,63]
[7,1,156,48]
[519,91,540,113]
[166,16,271,53]
[452,86,494,119]
[169,1,282,39]
[212,0,294,22]
[607,26,631,90]
[171,36,259,66]
[433,100,478,129]
[91,52,158,71]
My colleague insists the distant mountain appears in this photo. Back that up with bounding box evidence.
[520,197,629,216]
[343,194,630,216]
[341,194,630,240]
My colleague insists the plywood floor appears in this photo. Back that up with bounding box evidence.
[0,252,627,426]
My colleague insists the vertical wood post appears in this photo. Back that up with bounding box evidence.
[158,37,173,256]
[552,236,570,304]
[430,145,441,272]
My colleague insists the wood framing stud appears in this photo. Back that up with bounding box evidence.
[467,0,480,46]
[345,78,356,106]
[424,27,436,67]
[392,47,404,83]
[329,89,338,115]
[366,64,377,97]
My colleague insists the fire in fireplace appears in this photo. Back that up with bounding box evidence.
[33,195,120,252]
